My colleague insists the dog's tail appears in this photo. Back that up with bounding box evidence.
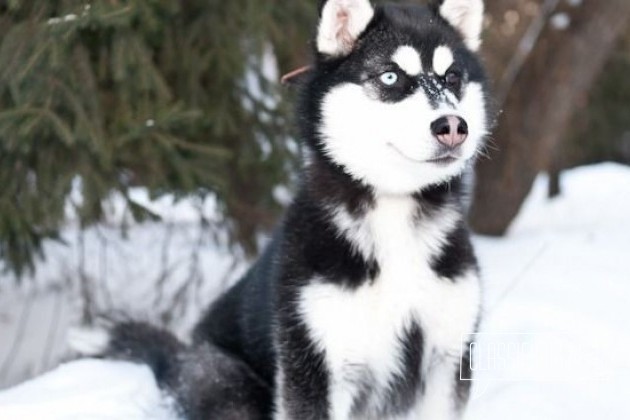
[68,321,271,420]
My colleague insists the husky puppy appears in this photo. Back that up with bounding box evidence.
[71,0,491,419]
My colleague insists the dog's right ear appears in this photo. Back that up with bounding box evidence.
[316,0,374,57]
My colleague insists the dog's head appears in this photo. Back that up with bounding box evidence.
[300,0,491,194]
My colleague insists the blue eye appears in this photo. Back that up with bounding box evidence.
[379,71,398,86]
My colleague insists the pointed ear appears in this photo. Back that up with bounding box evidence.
[433,0,484,51]
[316,0,375,57]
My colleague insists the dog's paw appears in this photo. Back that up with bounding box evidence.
[67,325,111,356]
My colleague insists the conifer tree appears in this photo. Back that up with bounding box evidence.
[0,0,316,276]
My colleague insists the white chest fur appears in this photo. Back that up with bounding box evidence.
[298,195,480,419]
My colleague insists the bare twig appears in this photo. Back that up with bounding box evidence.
[0,295,33,380]
[39,288,64,374]
[163,217,206,329]
[96,226,114,311]
[153,221,176,312]
[78,230,94,325]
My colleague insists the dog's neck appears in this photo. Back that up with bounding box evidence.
[296,152,468,290]
[302,153,465,220]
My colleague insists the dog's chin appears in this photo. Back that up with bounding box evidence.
[322,141,471,195]
[374,145,468,191]
[342,152,468,195]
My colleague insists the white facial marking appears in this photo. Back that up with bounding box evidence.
[454,82,488,159]
[433,45,454,76]
[320,79,487,194]
[392,45,423,76]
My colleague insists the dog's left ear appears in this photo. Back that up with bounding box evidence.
[316,0,374,57]
[431,0,484,51]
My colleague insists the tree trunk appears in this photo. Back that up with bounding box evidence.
[469,0,630,235]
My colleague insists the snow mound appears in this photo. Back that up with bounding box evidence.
[0,359,178,419]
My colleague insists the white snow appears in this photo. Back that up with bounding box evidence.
[1,162,630,419]
[0,360,178,420]
[466,163,630,420]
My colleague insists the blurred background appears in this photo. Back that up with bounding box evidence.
[0,0,629,410]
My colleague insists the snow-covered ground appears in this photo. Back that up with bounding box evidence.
[467,163,630,419]
[1,163,629,419]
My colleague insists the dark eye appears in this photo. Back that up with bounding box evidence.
[444,70,462,90]
[379,71,399,86]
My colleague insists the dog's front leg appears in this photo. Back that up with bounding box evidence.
[274,321,331,420]
[411,356,466,420]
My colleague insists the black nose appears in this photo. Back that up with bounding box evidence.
[430,115,468,148]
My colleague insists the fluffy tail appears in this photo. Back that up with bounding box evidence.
[69,321,271,420]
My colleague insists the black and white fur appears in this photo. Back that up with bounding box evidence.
[70,0,491,419]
